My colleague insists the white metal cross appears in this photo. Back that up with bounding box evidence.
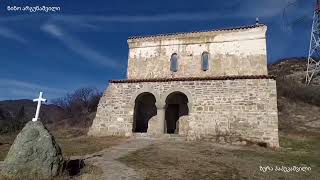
[32,92,47,122]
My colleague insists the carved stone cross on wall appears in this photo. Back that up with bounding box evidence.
[32,92,47,122]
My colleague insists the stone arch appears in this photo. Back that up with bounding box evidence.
[164,91,189,134]
[132,92,157,133]
[129,87,160,108]
[160,88,193,111]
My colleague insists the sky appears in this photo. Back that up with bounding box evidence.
[0,0,315,101]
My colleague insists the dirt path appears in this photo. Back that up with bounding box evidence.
[77,138,153,180]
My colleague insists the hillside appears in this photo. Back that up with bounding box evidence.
[269,58,306,76]
[268,58,320,134]
[0,100,69,133]
[0,99,65,122]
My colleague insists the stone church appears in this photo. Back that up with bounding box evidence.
[88,24,279,147]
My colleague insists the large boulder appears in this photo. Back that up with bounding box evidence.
[0,121,64,179]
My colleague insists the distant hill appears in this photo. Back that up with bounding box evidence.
[0,99,65,123]
[268,57,320,134]
[268,57,320,86]
[0,100,67,133]
[268,58,307,76]
[0,99,96,134]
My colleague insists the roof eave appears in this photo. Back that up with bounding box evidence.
[127,24,267,42]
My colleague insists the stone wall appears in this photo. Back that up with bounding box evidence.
[88,78,279,147]
[127,25,268,79]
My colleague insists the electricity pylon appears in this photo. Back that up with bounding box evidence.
[306,0,320,85]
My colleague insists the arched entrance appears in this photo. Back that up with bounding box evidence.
[133,92,157,133]
[165,92,189,134]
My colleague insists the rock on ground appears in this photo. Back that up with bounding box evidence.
[0,121,64,179]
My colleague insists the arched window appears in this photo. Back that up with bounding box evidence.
[170,53,178,72]
[201,52,210,71]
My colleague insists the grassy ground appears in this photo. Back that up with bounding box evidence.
[0,128,127,179]
[1,132,319,180]
[0,128,128,160]
[0,133,16,161]
[0,127,319,179]
[51,128,128,158]
[118,133,320,180]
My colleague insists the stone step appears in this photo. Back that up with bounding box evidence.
[161,134,185,142]
[132,133,185,141]
[161,134,184,138]
[132,133,150,138]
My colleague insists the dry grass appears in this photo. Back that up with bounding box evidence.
[0,133,16,161]
[0,128,128,161]
[119,133,320,180]
[57,135,128,157]
[0,173,102,180]
[1,129,319,180]
[278,98,320,132]
[77,163,104,180]
[277,77,320,106]
[0,128,126,179]
[51,128,129,157]
[0,161,103,180]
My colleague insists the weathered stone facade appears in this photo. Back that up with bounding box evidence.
[89,78,278,147]
[127,24,267,79]
[89,24,279,147]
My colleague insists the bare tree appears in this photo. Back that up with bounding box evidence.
[52,87,102,117]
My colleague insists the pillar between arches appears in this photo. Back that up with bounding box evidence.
[156,103,165,134]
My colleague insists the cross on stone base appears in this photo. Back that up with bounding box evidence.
[32,92,47,122]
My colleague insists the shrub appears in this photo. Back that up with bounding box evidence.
[277,76,320,106]
[52,87,102,117]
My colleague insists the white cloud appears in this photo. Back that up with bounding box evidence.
[0,14,37,22]
[48,0,296,23]
[41,23,120,68]
[0,0,311,28]
[0,27,27,44]
[234,0,288,18]
[42,24,63,37]
[0,78,67,100]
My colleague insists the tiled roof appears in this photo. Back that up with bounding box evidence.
[109,75,275,83]
[128,24,266,40]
